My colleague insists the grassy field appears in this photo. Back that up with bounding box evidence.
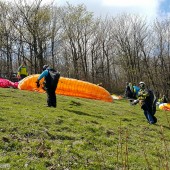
[0,88,170,170]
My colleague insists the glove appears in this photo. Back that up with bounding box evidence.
[36,80,40,88]
[17,75,21,79]
[131,100,139,105]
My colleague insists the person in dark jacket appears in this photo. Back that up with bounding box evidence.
[124,82,134,99]
[36,65,58,108]
[161,95,168,103]
[132,82,157,124]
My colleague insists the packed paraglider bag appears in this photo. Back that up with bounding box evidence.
[41,68,60,91]
[147,90,157,116]
[49,69,60,89]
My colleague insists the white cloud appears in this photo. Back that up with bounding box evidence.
[53,0,163,20]
[102,0,157,7]
[95,0,164,21]
[2,0,164,21]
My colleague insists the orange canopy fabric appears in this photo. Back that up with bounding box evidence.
[159,103,170,111]
[18,74,113,103]
[111,94,122,100]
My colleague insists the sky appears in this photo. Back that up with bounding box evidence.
[4,0,170,21]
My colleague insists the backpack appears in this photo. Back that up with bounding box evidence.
[125,85,134,99]
[49,69,60,89]
[146,89,157,115]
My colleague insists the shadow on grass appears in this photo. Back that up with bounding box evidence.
[70,101,82,106]
[65,109,103,119]
[160,124,170,130]
[46,131,75,140]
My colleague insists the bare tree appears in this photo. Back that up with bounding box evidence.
[112,14,149,84]
[152,18,170,97]
[58,3,94,80]
[0,1,15,78]
[10,0,53,72]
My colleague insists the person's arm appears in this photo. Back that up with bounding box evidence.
[25,66,29,76]
[18,65,22,72]
[36,70,48,88]
[17,66,22,78]
[131,99,139,105]
[17,66,22,74]
[37,70,48,81]
[138,89,149,99]
[132,89,149,105]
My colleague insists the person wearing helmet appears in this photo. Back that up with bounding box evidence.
[36,65,58,108]
[132,82,157,124]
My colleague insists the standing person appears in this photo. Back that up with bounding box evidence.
[124,82,134,99]
[36,65,60,108]
[161,95,168,103]
[132,82,157,124]
[133,84,140,99]
[17,61,28,81]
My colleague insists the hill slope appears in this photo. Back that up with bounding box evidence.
[0,88,170,169]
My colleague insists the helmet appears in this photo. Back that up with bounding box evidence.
[43,65,49,71]
[139,81,145,85]
[139,81,145,89]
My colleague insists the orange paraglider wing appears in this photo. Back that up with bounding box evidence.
[18,74,113,102]
[159,103,170,111]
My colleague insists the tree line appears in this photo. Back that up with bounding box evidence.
[0,0,170,98]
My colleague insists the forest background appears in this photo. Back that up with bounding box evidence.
[0,0,170,98]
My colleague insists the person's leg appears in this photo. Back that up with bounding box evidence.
[153,115,157,123]
[144,110,155,124]
[51,89,56,107]
[152,106,156,115]
[143,110,149,122]
[50,93,56,107]
[152,106,157,123]
[46,89,52,107]
[46,88,56,107]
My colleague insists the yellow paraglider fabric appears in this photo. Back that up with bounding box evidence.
[159,103,170,111]
[18,74,113,103]
[111,94,122,100]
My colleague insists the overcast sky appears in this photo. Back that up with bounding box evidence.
[4,0,170,21]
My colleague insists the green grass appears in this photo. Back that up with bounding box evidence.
[0,88,170,169]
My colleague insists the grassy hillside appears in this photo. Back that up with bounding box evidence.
[0,88,170,169]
